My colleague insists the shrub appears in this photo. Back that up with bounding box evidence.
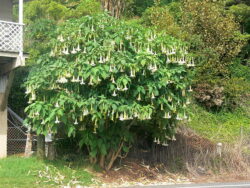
[182,0,247,78]
[25,14,193,170]
[194,83,224,110]
[66,0,102,19]
[142,6,185,39]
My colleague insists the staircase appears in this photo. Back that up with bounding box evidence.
[7,107,35,155]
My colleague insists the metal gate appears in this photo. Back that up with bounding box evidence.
[7,108,27,155]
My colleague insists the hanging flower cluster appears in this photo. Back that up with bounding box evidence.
[25,14,194,148]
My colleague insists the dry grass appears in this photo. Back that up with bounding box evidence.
[179,126,250,176]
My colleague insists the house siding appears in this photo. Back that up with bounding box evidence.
[0,0,13,21]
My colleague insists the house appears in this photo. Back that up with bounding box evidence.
[0,0,25,158]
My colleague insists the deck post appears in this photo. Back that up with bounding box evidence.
[19,0,24,59]
[0,72,14,158]
[0,100,7,158]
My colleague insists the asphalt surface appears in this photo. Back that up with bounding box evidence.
[128,182,250,188]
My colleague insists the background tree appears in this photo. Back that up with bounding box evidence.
[100,0,134,18]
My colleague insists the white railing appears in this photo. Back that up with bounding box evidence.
[0,20,23,53]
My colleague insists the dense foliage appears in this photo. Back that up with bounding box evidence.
[7,0,250,170]
[141,0,249,109]
[24,14,193,169]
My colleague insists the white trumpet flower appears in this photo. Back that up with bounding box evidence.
[55,116,60,124]
[183,112,188,119]
[151,93,155,99]
[109,65,113,72]
[31,93,36,101]
[91,60,96,66]
[83,109,89,116]
[157,138,160,145]
[154,137,157,143]
[119,114,124,121]
[80,78,85,85]
[76,44,81,52]
[161,104,164,110]
[99,56,103,64]
[120,67,124,72]
[162,141,168,147]
[178,58,185,65]
[176,114,182,121]
[74,119,78,125]
[112,90,117,97]
[111,76,115,84]
[57,76,68,83]
[152,64,158,72]
[75,76,80,82]
[165,135,171,139]
[137,93,141,101]
[188,86,193,92]
[172,135,176,141]
[191,58,195,67]
[130,69,135,77]
[58,35,64,42]
[164,112,171,119]
[63,47,69,55]
[25,87,31,94]
[123,85,128,91]
[71,47,77,54]
[55,102,59,108]
[50,50,55,57]
[71,76,77,82]
[88,76,93,85]
[166,57,171,64]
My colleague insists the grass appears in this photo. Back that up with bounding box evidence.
[0,156,95,188]
[187,103,250,143]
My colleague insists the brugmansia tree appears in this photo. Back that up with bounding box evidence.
[25,14,194,170]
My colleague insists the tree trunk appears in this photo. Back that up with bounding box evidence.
[47,142,56,160]
[100,0,126,18]
[99,154,105,168]
[37,134,45,159]
[105,141,124,170]
[25,131,33,157]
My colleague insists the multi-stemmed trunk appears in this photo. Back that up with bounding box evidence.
[37,134,45,159]
[100,0,126,18]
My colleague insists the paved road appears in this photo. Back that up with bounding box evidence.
[128,182,250,188]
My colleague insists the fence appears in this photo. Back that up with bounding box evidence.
[0,20,23,53]
[7,108,36,156]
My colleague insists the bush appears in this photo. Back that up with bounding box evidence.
[66,0,102,19]
[230,60,250,81]
[130,0,154,16]
[25,14,193,170]
[194,83,224,110]
[142,5,185,39]
[223,77,250,107]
